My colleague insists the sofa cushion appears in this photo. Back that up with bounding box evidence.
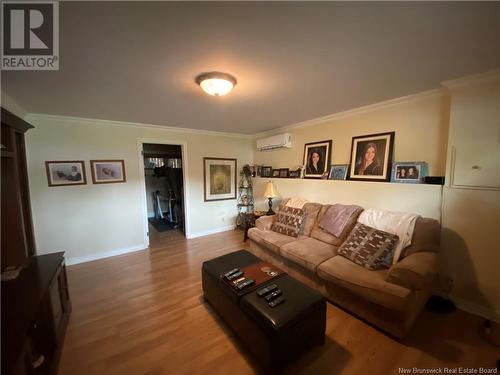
[271,206,305,237]
[280,237,337,273]
[247,228,296,254]
[310,204,362,246]
[317,256,410,311]
[401,217,440,258]
[300,203,322,236]
[337,223,399,270]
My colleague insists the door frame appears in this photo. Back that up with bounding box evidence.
[137,138,190,246]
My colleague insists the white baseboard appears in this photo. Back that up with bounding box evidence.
[66,244,147,265]
[187,225,236,239]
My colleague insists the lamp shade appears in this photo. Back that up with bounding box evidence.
[263,181,278,198]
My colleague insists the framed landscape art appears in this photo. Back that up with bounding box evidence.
[203,157,237,202]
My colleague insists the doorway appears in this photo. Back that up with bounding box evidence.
[142,142,185,246]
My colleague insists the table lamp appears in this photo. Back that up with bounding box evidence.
[263,181,278,215]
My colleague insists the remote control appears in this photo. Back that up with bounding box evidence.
[226,271,243,281]
[232,277,245,285]
[264,289,282,302]
[268,296,285,308]
[236,279,255,290]
[257,284,278,297]
[223,268,239,278]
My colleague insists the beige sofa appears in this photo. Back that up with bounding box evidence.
[247,202,440,339]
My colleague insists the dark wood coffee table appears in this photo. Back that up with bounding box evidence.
[202,250,326,370]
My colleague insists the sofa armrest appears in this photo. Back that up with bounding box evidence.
[386,252,438,291]
[255,215,276,231]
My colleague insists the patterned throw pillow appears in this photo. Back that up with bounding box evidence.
[338,223,399,270]
[271,206,305,237]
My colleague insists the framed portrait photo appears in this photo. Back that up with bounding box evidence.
[347,132,395,182]
[90,160,126,184]
[45,160,87,187]
[303,140,332,178]
[203,157,237,202]
[328,164,348,180]
[392,161,428,183]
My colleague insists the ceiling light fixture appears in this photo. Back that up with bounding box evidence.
[195,71,237,96]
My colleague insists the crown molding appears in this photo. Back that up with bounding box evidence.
[441,68,500,90]
[253,88,446,138]
[25,113,254,139]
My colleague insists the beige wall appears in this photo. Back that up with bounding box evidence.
[25,115,252,264]
[441,75,500,318]
[254,90,450,176]
[253,178,443,220]
[252,91,448,219]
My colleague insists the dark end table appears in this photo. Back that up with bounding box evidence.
[242,211,271,242]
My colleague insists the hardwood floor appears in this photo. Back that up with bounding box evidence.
[59,228,498,375]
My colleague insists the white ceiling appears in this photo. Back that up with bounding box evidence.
[3,2,499,134]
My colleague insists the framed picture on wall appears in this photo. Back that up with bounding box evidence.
[90,160,126,184]
[392,161,428,183]
[203,157,237,202]
[347,132,395,182]
[303,140,332,178]
[328,164,348,180]
[45,160,87,187]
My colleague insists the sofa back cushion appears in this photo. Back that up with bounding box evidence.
[310,204,363,246]
[401,217,440,258]
[337,223,399,270]
[271,206,305,237]
[299,202,322,237]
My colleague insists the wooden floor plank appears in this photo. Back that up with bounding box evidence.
[59,228,499,375]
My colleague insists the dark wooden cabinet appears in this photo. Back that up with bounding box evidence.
[2,253,71,375]
[1,108,71,374]
[1,107,36,268]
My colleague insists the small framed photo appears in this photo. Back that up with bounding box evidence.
[328,164,348,180]
[279,168,289,178]
[392,162,428,183]
[261,166,272,177]
[303,140,332,178]
[45,160,86,187]
[289,169,300,178]
[90,160,126,184]
[348,132,395,182]
[203,157,237,202]
[272,169,280,177]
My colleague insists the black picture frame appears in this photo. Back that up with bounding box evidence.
[347,132,395,182]
[279,168,289,178]
[261,166,272,177]
[303,140,332,179]
[272,169,280,177]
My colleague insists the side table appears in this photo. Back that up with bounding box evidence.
[242,211,271,242]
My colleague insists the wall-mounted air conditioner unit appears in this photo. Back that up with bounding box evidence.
[256,133,292,151]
